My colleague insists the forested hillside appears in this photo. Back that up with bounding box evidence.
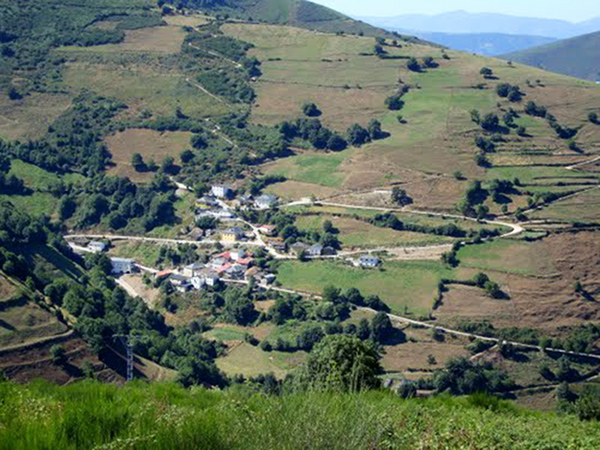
[503,31,600,81]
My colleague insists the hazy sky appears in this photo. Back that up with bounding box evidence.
[310,0,600,22]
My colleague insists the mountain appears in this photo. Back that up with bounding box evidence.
[408,32,557,56]
[196,0,411,39]
[360,10,600,39]
[503,31,600,81]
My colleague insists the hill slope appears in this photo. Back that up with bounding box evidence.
[503,31,600,81]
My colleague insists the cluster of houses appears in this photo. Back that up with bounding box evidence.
[161,248,275,293]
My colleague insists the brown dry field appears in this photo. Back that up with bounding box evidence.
[265,179,340,200]
[106,129,193,182]
[71,26,186,54]
[0,92,72,141]
[438,231,600,330]
[381,339,469,373]
[163,15,211,28]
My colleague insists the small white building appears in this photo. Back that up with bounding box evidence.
[211,185,233,199]
[170,274,191,293]
[230,249,247,261]
[358,255,381,268]
[111,257,135,275]
[254,194,278,210]
[193,270,220,288]
[87,241,108,253]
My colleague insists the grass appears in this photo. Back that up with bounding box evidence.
[9,160,84,190]
[58,26,186,54]
[529,188,600,222]
[457,239,555,277]
[0,193,58,218]
[61,60,231,118]
[264,151,349,188]
[108,241,164,268]
[216,343,307,378]
[106,129,194,182]
[276,260,455,315]
[1,381,599,449]
[295,215,453,248]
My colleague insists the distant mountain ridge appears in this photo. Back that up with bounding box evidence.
[503,30,600,81]
[401,32,557,56]
[360,10,600,39]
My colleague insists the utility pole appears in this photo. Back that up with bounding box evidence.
[115,334,134,382]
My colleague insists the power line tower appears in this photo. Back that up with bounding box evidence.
[114,334,134,382]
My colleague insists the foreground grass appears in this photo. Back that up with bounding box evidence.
[1,381,598,449]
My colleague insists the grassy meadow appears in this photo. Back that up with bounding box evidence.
[1,381,599,450]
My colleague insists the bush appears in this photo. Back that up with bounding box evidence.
[302,102,321,117]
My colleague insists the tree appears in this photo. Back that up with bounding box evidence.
[367,119,385,140]
[434,357,514,395]
[422,56,436,68]
[385,94,404,111]
[50,344,66,365]
[190,134,208,149]
[484,281,503,299]
[480,113,499,131]
[180,149,194,164]
[296,325,325,351]
[294,335,382,392]
[302,102,321,117]
[7,86,22,101]
[407,57,421,72]
[480,67,493,78]
[346,124,371,147]
[391,187,413,206]
[131,153,145,171]
[496,83,511,97]
[588,112,598,124]
[371,312,393,343]
[160,156,176,174]
[517,126,527,137]
[223,288,257,325]
[58,196,77,221]
[327,134,347,151]
[473,272,490,288]
[373,44,385,56]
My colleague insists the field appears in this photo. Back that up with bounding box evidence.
[215,342,307,378]
[59,26,186,54]
[529,187,600,222]
[440,232,600,329]
[106,129,194,182]
[295,214,454,248]
[276,260,455,314]
[0,93,72,141]
[219,22,600,210]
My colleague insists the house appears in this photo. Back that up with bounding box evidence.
[87,241,107,253]
[230,249,246,261]
[209,257,228,270]
[258,224,276,236]
[322,246,337,256]
[358,255,381,268]
[307,244,324,257]
[226,264,245,280]
[156,269,173,279]
[196,195,219,209]
[196,269,219,287]
[254,194,278,210]
[111,258,135,275]
[211,185,233,199]
[188,228,205,241]
[169,274,191,293]
[221,227,244,243]
[182,262,205,278]
[245,267,259,280]
[263,274,276,285]
[290,242,309,255]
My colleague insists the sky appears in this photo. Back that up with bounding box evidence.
[309,0,600,23]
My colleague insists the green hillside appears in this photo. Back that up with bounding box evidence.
[503,31,600,81]
[1,381,599,449]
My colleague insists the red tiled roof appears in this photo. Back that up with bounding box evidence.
[236,258,253,265]
[156,270,173,278]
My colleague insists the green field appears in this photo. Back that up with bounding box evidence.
[216,342,307,378]
[295,214,453,248]
[276,260,455,314]
[264,151,349,188]
[2,381,599,450]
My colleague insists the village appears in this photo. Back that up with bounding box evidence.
[71,183,383,298]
